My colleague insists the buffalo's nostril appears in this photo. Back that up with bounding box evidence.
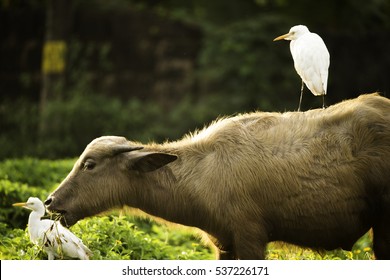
[44,197,52,206]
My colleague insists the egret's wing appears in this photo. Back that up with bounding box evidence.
[34,220,62,259]
[36,220,78,259]
[311,33,330,95]
[34,219,56,245]
[54,222,92,259]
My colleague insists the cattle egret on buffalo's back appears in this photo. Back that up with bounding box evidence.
[273,25,330,111]
[13,197,92,260]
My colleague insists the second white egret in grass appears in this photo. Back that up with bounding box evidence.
[274,25,330,111]
[13,197,92,260]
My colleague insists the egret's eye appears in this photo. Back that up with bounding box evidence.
[81,160,96,171]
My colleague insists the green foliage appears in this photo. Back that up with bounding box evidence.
[38,93,209,158]
[0,158,74,187]
[37,77,248,159]
[0,158,75,228]
[0,216,213,260]
[0,224,47,260]
[72,216,212,260]
[266,232,374,260]
[0,180,45,228]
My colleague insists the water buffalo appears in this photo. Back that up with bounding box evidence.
[45,93,390,259]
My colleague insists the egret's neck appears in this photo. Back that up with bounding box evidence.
[28,209,45,241]
[28,210,44,222]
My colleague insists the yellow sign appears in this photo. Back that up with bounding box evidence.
[42,41,67,74]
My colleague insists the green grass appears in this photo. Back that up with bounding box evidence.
[0,215,213,260]
[266,232,374,260]
[0,158,375,260]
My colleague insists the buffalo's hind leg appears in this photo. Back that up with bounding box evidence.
[233,226,268,260]
[373,221,390,259]
[235,240,266,260]
[219,249,236,260]
[372,191,390,260]
[207,234,237,260]
[217,242,236,260]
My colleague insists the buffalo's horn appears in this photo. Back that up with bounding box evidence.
[112,145,144,156]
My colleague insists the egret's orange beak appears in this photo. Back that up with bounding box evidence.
[12,202,27,207]
[273,33,290,41]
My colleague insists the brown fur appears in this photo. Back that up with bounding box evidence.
[46,93,390,259]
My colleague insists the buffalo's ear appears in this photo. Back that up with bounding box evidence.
[128,152,178,172]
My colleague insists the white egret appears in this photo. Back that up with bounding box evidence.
[273,25,330,111]
[13,197,92,260]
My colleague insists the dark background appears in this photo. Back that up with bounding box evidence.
[1,0,389,159]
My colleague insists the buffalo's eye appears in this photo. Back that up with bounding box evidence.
[81,160,96,171]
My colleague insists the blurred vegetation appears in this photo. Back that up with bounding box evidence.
[1,0,390,159]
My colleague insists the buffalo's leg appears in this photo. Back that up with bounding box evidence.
[373,220,390,259]
[233,227,267,260]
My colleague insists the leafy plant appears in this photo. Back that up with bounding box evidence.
[0,216,213,260]
[0,180,46,228]
[266,232,374,260]
[0,158,75,187]
[0,158,75,228]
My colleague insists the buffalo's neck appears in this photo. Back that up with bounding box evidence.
[131,167,210,230]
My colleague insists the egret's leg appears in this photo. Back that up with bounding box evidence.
[298,80,304,111]
[48,252,54,260]
[322,94,325,109]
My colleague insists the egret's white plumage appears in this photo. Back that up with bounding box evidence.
[13,197,92,260]
[274,25,330,110]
